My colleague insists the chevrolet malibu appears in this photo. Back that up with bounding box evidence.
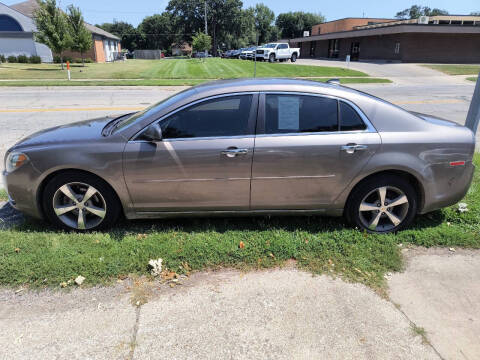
[3,79,476,233]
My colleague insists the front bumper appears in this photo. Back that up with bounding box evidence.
[2,164,43,219]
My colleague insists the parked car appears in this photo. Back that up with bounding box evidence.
[3,79,475,233]
[240,46,256,60]
[255,43,300,62]
[222,50,235,58]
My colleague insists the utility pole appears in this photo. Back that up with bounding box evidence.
[466,73,480,135]
[204,0,208,57]
[254,32,258,78]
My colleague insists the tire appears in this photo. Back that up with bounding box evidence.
[269,54,275,63]
[42,171,121,231]
[291,53,297,62]
[345,175,417,234]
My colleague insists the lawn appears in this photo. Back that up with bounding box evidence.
[0,58,390,86]
[467,77,478,83]
[1,154,478,291]
[423,64,480,76]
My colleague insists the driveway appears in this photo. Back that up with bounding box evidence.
[292,59,475,85]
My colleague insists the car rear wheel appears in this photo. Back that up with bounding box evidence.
[43,172,121,231]
[291,53,297,62]
[269,54,275,63]
[346,175,417,233]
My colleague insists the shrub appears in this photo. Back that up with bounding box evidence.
[7,56,17,63]
[17,55,29,63]
[29,56,41,64]
[53,55,73,64]
[0,55,5,63]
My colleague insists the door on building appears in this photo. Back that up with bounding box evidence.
[328,39,339,58]
[310,41,316,57]
[350,42,360,61]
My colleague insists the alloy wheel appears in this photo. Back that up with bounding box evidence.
[52,182,107,230]
[358,186,409,232]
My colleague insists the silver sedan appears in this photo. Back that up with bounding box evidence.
[2,79,476,233]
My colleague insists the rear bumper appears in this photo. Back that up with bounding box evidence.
[420,162,475,214]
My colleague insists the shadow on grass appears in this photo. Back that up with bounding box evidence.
[8,203,445,241]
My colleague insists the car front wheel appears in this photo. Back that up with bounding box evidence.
[269,54,275,63]
[43,171,121,231]
[346,175,417,233]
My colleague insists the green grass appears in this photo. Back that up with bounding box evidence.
[1,154,479,290]
[423,64,480,75]
[0,77,390,87]
[0,58,367,80]
[467,77,478,82]
[0,189,7,201]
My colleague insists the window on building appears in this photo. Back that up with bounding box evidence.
[395,42,401,54]
[0,15,22,31]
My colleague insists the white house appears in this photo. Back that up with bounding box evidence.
[0,1,53,62]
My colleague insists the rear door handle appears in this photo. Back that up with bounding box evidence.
[221,148,249,158]
[341,144,368,154]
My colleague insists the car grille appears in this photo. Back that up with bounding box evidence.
[256,50,264,55]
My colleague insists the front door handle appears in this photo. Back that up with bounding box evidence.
[341,144,368,154]
[221,148,249,158]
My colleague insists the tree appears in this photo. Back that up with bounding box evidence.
[34,0,72,69]
[138,13,174,51]
[251,3,276,44]
[192,31,211,55]
[66,5,92,66]
[276,12,325,39]
[395,5,449,19]
[97,21,139,51]
[471,12,480,16]
[166,0,244,56]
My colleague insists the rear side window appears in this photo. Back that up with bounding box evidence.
[340,101,366,131]
[160,95,253,139]
[265,94,338,134]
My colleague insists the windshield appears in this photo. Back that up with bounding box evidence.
[113,88,195,133]
[263,43,277,48]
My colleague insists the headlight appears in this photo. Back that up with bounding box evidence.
[6,152,29,173]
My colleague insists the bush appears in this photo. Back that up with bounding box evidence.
[29,56,41,64]
[17,55,29,63]
[0,55,5,63]
[53,55,73,64]
[7,56,17,63]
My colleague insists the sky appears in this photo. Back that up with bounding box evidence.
[3,0,479,26]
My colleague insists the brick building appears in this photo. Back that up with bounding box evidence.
[2,0,120,63]
[290,16,480,63]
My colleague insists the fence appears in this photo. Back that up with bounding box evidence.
[134,50,163,60]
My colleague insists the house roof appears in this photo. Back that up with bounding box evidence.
[9,0,119,40]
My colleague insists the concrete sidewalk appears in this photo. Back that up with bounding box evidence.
[2,246,480,359]
[0,268,438,360]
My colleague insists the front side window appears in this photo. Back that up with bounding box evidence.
[265,94,338,134]
[160,95,253,139]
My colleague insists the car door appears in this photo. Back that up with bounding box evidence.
[278,44,288,59]
[123,93,258,212]
[251,93,381,210]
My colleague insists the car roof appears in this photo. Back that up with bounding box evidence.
[191,78,360,97]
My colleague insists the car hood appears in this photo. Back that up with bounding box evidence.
[12,116,115,150]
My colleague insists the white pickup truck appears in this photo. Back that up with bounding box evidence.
[255,43,300,63]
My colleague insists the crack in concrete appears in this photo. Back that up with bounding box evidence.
[393,303,446,360]
[128,306,142,360]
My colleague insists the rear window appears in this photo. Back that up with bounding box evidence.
[340,102,366,131]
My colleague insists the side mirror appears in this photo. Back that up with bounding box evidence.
[142,123,163,142]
